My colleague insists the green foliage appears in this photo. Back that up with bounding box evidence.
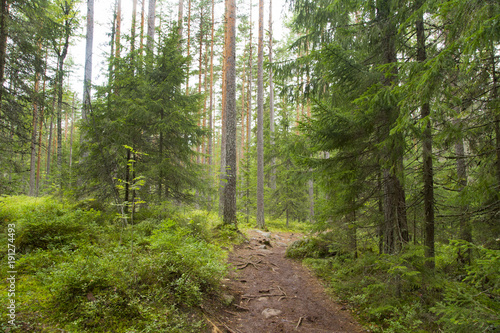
[432,241,500,332]
[286,235,342,259]
[0,196,231,332]
[297,239,500,332]
[0,196,103,253]
[80,28,206,204]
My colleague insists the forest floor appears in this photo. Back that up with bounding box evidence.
[206,229,367,333]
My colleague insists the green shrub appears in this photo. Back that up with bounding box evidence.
[286,236,343,259]
[432,241,500,332]
[0,197,231,332]
[0,196,102,253]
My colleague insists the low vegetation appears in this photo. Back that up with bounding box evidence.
[0,195,242,332]
[287,232,500,332]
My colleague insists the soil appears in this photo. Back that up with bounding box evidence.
[206,229,367,333]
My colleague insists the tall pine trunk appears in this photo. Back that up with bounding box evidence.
[146,0,156,55]
[0,0,8,111]
[185,0,191,94]
[268,0,275,191]
[29,51,41,196]
[256,0,265,228]
[222,0,237,226]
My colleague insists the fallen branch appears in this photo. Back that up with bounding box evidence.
[222,322,244,333]
[202,314,224,333]
[295,317,304,330]
[232,303,250,311]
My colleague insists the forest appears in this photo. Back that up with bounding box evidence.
[0,0,499,331]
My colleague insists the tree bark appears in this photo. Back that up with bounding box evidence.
[115,0,121,59]
[146,0,156,55]
[416,5,435,269]
[256,0,265,228]
[185,0,191,94]
[178,0,183,37]
[222,0,237,226]
[455,121,471,263]
[131,0,137,55]
[378,0,408,254]
[29,57,41,196]
[219,4,228,217]
[140,0,145,54]
[269,0,276,191]
[82,0,93,122]
[69,94,75,168]
[0,0,8,112]
[36,50,48,196]
[208,0,214,168]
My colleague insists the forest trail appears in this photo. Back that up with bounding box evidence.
[210,229,366,333]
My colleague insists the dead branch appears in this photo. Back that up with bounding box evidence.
[295,317,304,330]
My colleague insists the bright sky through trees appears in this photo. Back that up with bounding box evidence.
[69,0,289,97]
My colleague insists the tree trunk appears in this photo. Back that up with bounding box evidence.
[256,0,265,228]
[36,50,48,196]
[178,0,183,37]
[0,0,8,111]
[378,0,407,254]
[185,0,191,94]
[115,0,121,59]
[239,63,246,176]
[47,113,54,176]
[455,122,471,263]
[492,45,500,190]
[146,0,156,55]
[140,0,145,54]
[131,0,137,56]
[417,6,435,269]
[222,0,237,226]
[208,0,214,170]
[268,0,276,191]
[348,205,357,258]
[245,0,253,223]
[29,59,41,196]
[219,6,228,217]
[82,0,93,122]
[69,94,75,172]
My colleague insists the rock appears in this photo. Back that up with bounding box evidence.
[257,245,267,249]
[255,230,271,238]
[262,308,282,319]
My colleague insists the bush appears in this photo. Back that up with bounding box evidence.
[286,235,343,259]
[0,196,102,253]
[432,241,500,332]
[0,196,231,332]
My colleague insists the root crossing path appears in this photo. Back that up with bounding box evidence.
[215,229,366,333]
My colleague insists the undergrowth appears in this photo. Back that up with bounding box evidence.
[287,234,500,332]
[0,196,241,332]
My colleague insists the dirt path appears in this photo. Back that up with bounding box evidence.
[214,229,366,333]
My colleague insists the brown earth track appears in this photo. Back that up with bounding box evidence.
[211,229,367,333]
